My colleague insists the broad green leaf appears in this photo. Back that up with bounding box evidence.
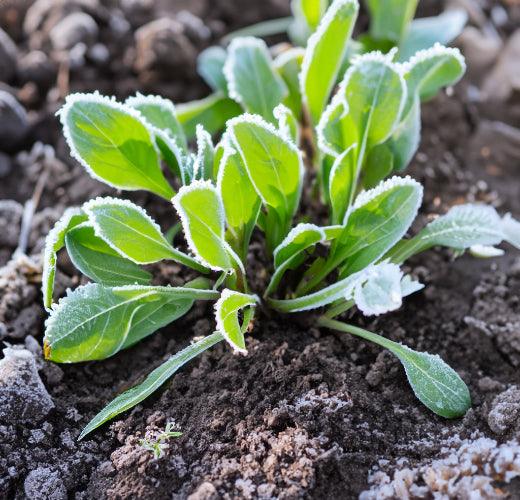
[363,143,394,188]
[329,145,357,224]
[172,180,242,272]
[223,37,288,122]
[176,93,242,139]
[274,47,305,118]
[193,125,214,180]
[125,93,187,150]
[366,0,418,43]
[65,224,151,286]
[317,52,406,157]
[59,93,174,200]
[79,332,224,440]
[197,46,228,94]
[215,289,258,353]
[44,283,220,363]
[228,114,304,250]
[42,208,87,310]
[318,318,471,418]
[217,142,261,259]
[83,197,206,272]
[273,103,299,144]
[398,9,467,62]
[300,0,358,123]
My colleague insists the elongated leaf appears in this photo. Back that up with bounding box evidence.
[228,114,304,250]
[79,332,224,440]
[83,197,205,272]
[329,144,357,224]
[197,46,228,94]
[300,0,358,123]
[154,128,190,185]
[193,125,214,180]
[398,9,467,62]
[215,289,258,353]
[65,224,151,286]
[273,104,299,144]
[176,93,242,139]
[223,37,288,122]
[44,284,219,363]
[125,93,187,150]
[274,47,305,117]
[59,93,174,199]
[318,319,471,418]
[173,180,242,272]
[42,208,87,310]
[366,0,417,42]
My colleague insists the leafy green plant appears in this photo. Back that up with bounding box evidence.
[42,0,520,440]
[139,422,182,459]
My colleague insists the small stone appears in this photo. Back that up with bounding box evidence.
[24,467,67,500]
[18,50,57,88]
[49,12,98,51]
[0,151,11,177]
[0,27,17,82]
[0,348,54,424]
[0,90,29,152]
[188,481,218,500]
[487,386,520,434]
[0,199,23,247]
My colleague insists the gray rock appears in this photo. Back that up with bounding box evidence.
[24,467,67,500]
[0,348,54,424]
[487,386,520,434]
[49,12,98,51]
[18,50,57,87]
[0,27,17,82]
[0,90,29,152]
[0,199,23,248]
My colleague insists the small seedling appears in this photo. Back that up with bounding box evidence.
[139,422,182,460]
[41,0,520,440]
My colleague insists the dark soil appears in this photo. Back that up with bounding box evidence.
[1,0,520,499]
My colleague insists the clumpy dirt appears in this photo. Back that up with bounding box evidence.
[1,0,520,499]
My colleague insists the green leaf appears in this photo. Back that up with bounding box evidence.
[300,0,330,31]
[273,104,299,144]
[44,284,220,363]
[65,224,151,286]
[398,9,467,62]
[42,208,88,310]
[363,143,394,188]
[329,144,357,224]
[317,52,406,158]
[125,93,187,150]
[216,141,261,260]
[176,93,242,139]
[273,47,305,117]
[59,93,174,200]
[172,180,242,272]
[153,129,190,185]
[215,289,258,353]
[318,318,471,418]
[228,114,304,251]
[223,37,288,122]
[502,214,520,249]
[193,125,214,180]
[79,332,224,440]
[83,197,206,272]
[300,0,358,123]
[366,0,418,43]
[197,46,228,94]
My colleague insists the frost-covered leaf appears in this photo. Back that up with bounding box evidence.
[42,208,87,310]
[83,197,205,272]
[228,114,304,251]
[59,93,174,200]
[153,129,191,185]
[502,214,520,249]
[65,224,151,286]
[193,125,214,180]
[366,0,417,43]
[469,245,505,258]
[197,46,228,94]
[398,9,467,62]
[79,332,224,440]
[125,93,187,150]
[215,289,258,353]
[274,47,305,117]
[317,52,406,157]
[294,0,330,32]
[273,103,299,144]
[300,0,358,123]
[172,180,242,272]
[223,37,288,122]
[328,145,357,224]
[44,283,219,363]
[362,143,394,188]
[176,93,242,139]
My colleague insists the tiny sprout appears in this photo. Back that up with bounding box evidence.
[139,423,183,460]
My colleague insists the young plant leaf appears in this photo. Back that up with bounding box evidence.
[153,129,190,185]
[193,124,214,180]
[274,47,305,117]
[300,0,358,123]
[197,46,228,94]
[215,289,258,353]
[125,93,187,150]
[79,332,224,440]
[317,318,471,418]
[83,197,206,272]
[65,224,152,286]
[172,180,243,272]
[502,214,520,249]
[44,284,220,363]
[273,104,299,144]
[328,144,357,224]
[42,208,87,310]
[366,0,417,43]
[223,37,288,122]
[58,93,174,200]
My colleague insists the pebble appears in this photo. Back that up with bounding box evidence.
[49,12,98,51]
[0,90,29,152]
[0,27,17,82]
[24,467,67,500]
[0,348,54,424]
[487,386,520,435]
[18,50,57,88]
